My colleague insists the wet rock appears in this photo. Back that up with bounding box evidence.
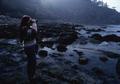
[38,50,48,57]
[57,45,67,52]
[64,60,72,65]
[71,65,79,70]
[101,26,107,28]
[92,67,105,76]
[103,34,120,42]
[0,24,18,38]
[117,31,120,32]
[90,34,103,41]
[102,51,120,59]
[75,24,84,28]
[69,54,73,57]
[79,36,88,45]
[45,41,54,48]
[38,62,49,68]
[91,34,120,42]
[87,28,104,32]
[90,34,120,43]
[0,54,19,66]
[38,42,45,48]
[70,78,84,84]
[79,57,89,65]
[58,32,78,45]
[99,56,108,62]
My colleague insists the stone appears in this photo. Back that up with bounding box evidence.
[99,56,108,62]
[58,32,78,45]
[91,34,103,41]
[38,50,48,58]
[103,51,120,59]
[92,67,105,76]
[103,34,120,42]
[70,78,84,84]
[57,45,67,52]
[79,57,89,65]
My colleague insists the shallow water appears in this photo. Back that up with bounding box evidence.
[0,25,120,84]
[92,25,120,36]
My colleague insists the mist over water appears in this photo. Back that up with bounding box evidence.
[0,0,120,24]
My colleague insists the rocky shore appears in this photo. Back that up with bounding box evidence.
[0,23,120,84]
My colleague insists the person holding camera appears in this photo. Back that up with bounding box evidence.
[19,15,38,83]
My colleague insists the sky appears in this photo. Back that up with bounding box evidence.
[41,0,120,12]
[102,0,120,12]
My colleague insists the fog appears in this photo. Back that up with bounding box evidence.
[0,0,120,24]
[102,0,120,12]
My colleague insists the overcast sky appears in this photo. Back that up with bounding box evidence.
[102,0,120,12]
[42,0,120,12]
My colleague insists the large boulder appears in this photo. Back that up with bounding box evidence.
[91,34,120,42]
[38,50,48,58]
[0,24,18,38]
[79,57,89,65]
[57,44,67,52]
[103,34,120,42]
[90,34,103,41]
[58,32,78,45]
[99,56,108,62]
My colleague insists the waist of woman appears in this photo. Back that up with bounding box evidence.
[23,40,37,47]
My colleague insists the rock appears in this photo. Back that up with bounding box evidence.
[64,60,72,65]
[57,45,67,52]
[38,42,45,48]
[92,67,105,76]
[101,26,107,28]
[117,31,120,32]
[91,34,103,41]
[0,24,19,39]
[79,36,88,45]
[0,54,19,66]
[91,34,120,42]
[71,65,79,70]
[38,62,49,68]
[69,54,73,57]
[87,28,104,32]
[58,32,78,45]
[102,51,120,59]
[79,57,89,65]
[99,56,108,62]
[70,78,84,84]
[38,50,48,58]
[103,34,120,42]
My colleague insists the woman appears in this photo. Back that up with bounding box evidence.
[19,15,38,83]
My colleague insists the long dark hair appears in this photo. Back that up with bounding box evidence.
[19,15,38,41]
[20,15,31,28]
[19,15,31,41]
